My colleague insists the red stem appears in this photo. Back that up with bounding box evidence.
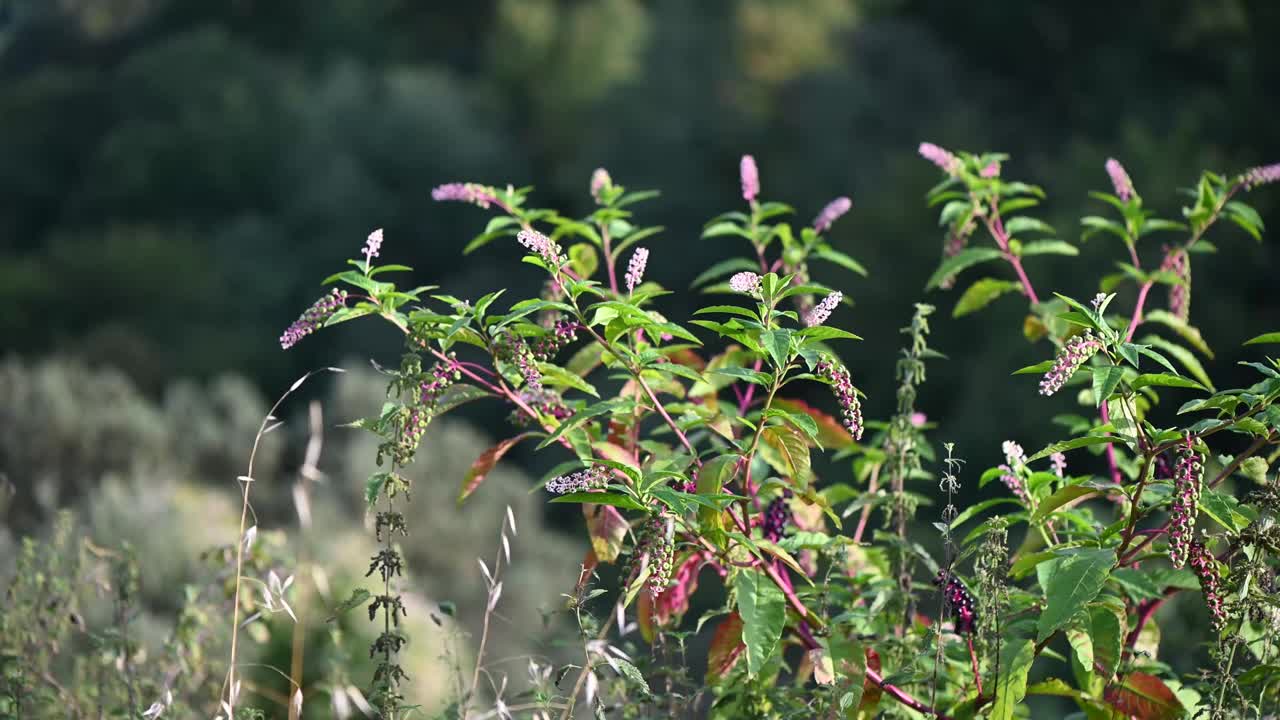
[1124,280,1154,343]
[985,210,1040,305]
[967,635,983,697]
[1124,587,1178,652]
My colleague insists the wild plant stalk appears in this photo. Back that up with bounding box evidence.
[223,368,338,717]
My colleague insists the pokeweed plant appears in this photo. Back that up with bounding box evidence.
[284,148,1280,719]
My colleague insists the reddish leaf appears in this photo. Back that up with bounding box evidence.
[859,648,883,714]
[772,397,854,448]
[637,590,655,644]
[667,347,708,370]
[652,553,707,626]
[705,613,746,682]
[583,503,628,563]
[457,433,532,504]
[1104,672,1183,720]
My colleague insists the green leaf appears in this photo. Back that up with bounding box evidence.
[1092,365,1126,407]
[1027,435,1122,463]
[327,588,372,622]
[1130,373,1206,392]
[734,571,787,676]
[1020,239,1079,256]
[702,221,753,240]
[568,242,599,278]
[1139,335,1213,391]
[1030,485,1097,524]
[550,492,646,511]
[812,247,868,277]
[925,247,1005,290]
[1198,489,1258,533]
[1145,310,1213,358]
[1005,216,1055,236]
[761,329,792,370]
[991,638,1035,720]
[1244,332,1280,346]
[1036,548,1116,642]
[609,657,651,697]
[1013,360,1054,375]
[953,277,1021,317]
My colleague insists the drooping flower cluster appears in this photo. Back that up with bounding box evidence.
[804,291,842,327]
[431,182,495,208]
[420,354,461,408]
[1160,246,1190,321]
[546,466,610,495]
[997,440,1030,502]
[279,289,348,349]
[364,228,384,263]
[812,196,852,233]
[1188,540,1225,630]
[1105,158,1134,201]
[934,570,978,634]
[1038,331,1103,396]
[918,142,962,175]
[590,167,612,203]
[517,229,565,266]
[815,354,864,441]
[762,496,791,542]
[1168,434,1204,568]
[509,387,571,427]
[740,154,760,202]
[530,318,580,360]
[625,247,649,292]
[632,515,675,598]
[495,333,543,390]
[729,271,762,296]
[1245,162,1280,190]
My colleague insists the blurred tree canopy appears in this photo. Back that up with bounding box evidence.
[2,0,1278,478]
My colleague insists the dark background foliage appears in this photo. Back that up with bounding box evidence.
[1,0,1278,694]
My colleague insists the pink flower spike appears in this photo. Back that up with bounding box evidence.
[813,196,852,233]
[980,162,1000,178]
[432,182,495,208]
[909,412,927,428]
[1245,162,1280,190]
[516,229,564,266]
[1039,331,1103,396]
[625,247,649,292]
[740,154,760,202]
[364,228,383,264]
[918,142,961,175]
[1105,158,1134,201]
[591,168,612,203]
[804,291,842,327]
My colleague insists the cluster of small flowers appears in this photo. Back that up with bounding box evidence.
[364,228,384,263]
[431,182,495,208]
[804,291,842,327]
[980,161,1000,178]
[531,318,580,360]
[590,167,612,204]
[740,155,760,202]
[633,515,675,598]
[815,354,864,441]
[1050,451,1067,478]
[1160,246,1190,321]
[1168,434,1204,568]
[509,387,571,427]
[625,247,649,292]
[495,333,543,390]
[420,354,461,408]
[729,271,762,296]
[1188,540,1225,630]
[1105,158,1135,201]
[1039,331,1103,396]
[279,289,348,349]
[516,228,565,266]
[761,496,791,542]
[667,467,696,494]
[546,466,610,495]
[918,142,962,176]
[391,406,429,466]
[934,570,978,634]
[938,225,973,289]
[812,196,851,233]
[1245,162,1280,190]
[998,440,1030,502]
